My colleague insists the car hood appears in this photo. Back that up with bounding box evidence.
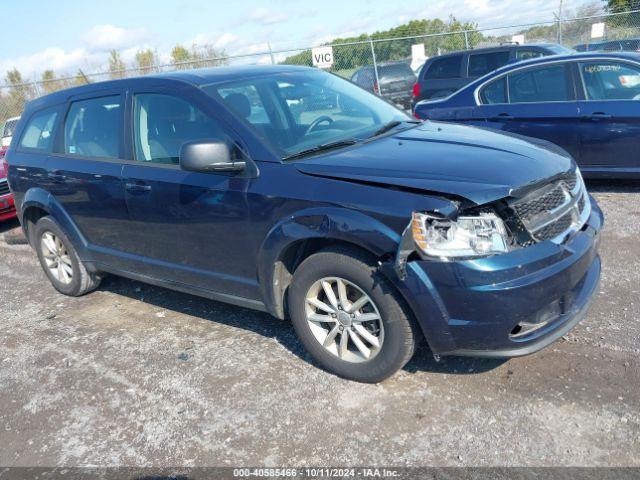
[294,121,574,205]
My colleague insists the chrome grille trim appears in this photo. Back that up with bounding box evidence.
[0,178,9,196]
[511,170,590,244]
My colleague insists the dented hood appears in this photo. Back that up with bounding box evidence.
[294,121,574,205]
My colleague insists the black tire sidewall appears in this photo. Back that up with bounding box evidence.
[34,217,83,296]
[289,251,414,383]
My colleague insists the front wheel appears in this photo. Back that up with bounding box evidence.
[289,247,418,383]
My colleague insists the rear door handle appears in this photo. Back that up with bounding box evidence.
[582,112,612,121]
[125,182,152,193]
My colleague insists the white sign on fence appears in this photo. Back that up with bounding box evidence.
[411,43,426,71]
[511,34,525,45]
[312,46,334,69]
[591,22,605,39]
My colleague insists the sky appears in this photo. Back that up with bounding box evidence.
[1,0,597,82]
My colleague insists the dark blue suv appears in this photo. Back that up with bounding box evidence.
[6,65,603,382]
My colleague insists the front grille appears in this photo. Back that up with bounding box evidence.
[0,180,9,196]
[510,170,589,243]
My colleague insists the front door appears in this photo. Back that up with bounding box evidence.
[575,59,640,171]
[120,91,260,299]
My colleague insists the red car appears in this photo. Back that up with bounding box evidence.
[0,148,16,222]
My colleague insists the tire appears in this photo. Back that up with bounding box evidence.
[289,246,418,383]
[33,216,101,296]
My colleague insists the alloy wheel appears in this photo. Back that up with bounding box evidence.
[304,277,384,363]
[41,231,73,285]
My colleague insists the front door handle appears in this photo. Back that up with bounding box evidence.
[125,182,152,193]
[491,113,513,121]
[582,112,612,121]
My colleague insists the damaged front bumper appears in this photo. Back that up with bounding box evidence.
[383,196,603,358]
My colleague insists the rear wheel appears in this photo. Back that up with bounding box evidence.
[289,247,418,383]
[33,216,101,296]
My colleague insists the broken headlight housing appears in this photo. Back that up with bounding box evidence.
[411,211,511,259]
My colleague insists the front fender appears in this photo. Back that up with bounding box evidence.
[20,187,90,259]
[258,207,401,318]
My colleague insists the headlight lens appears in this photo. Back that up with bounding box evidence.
[411,211,510,259]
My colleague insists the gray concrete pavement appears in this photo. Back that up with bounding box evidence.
[0,180,638,467]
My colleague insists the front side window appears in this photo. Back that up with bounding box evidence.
[19,110,58,151]
[425,56,462,79]
[468,51,510,77]
[134,93,228,164]
[507,64,570,103]
[580,61,640,100]
[204,69,410,158]
[64,96,121,158]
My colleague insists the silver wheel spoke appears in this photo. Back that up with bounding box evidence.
[337,279,349,309]
[339,330,349,358]
[43,235,57,254]
[61,262,74,277]
[306,297,335,314]
[323,325,340,347]
[353,312,380,323]
[348,329,371,359]
[322,281,339,309]
[347,294,369,313]
[354,324,380,348]
[308,313,336,324]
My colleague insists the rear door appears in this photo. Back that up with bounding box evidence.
[477,62,582,160]
[48,91,131,263]
[120,88,260,299]
[378,63,416,107]
[575,59,640,170]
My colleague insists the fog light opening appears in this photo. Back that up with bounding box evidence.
[510,320,550,339]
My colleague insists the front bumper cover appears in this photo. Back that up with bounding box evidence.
[384,195,603,358]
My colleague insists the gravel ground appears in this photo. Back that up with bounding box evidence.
[0,180,638,468]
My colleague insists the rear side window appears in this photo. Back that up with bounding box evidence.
[468,51,510,77]
[64,96,121,158]
[424,56,462,80]
[19,109,58,151]
[480,77,507,104]
[508,64,570,103]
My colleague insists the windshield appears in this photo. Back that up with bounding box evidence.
[202,69,411,159]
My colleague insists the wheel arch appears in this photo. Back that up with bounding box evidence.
[20,187,89,256]
[258,207,401,320]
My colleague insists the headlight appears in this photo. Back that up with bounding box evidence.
[411,211,510,259]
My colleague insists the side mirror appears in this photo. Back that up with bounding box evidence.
[179,140,246,173]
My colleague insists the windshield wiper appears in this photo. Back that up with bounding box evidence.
[282,139,359,161]
[368,120,421,139]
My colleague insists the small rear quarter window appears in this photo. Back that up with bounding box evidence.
[19,109,58,152]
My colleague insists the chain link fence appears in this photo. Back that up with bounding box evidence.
[2,9,640,132]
